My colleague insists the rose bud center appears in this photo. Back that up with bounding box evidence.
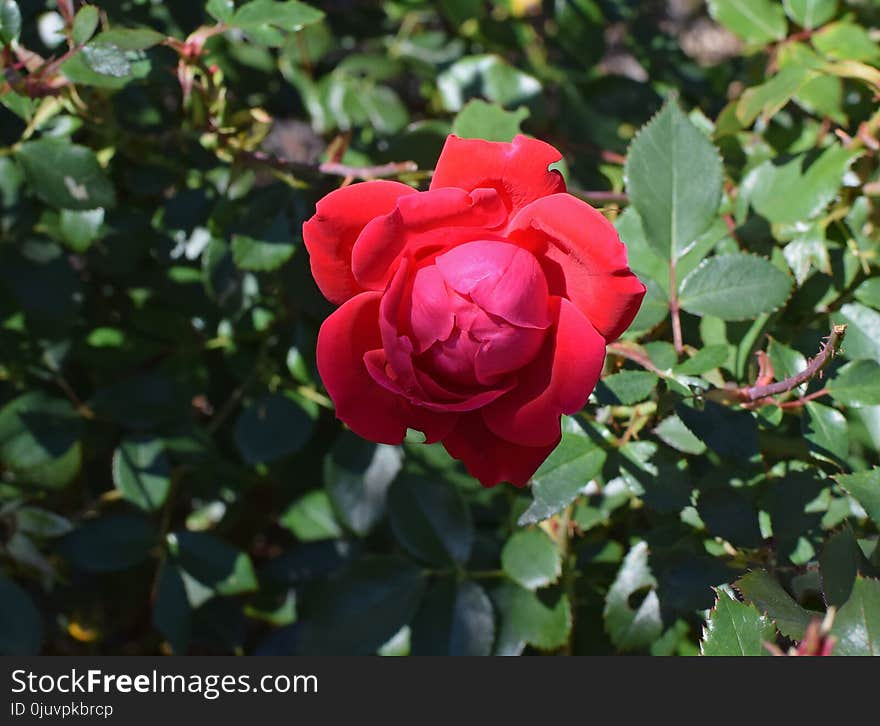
[409,240,552,388]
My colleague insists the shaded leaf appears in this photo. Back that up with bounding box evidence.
[298,556,425,655]
[112,436,171,512]
[16,138,116,210]
[411,578,494,656]
[734,570,813,639]
[388,473,472,566]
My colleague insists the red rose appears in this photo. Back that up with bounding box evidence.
[303,135,645,487]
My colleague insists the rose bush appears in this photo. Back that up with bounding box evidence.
[303,135,645,486]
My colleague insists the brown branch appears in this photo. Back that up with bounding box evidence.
[606,341,664,376]
[237,149,418,181]
[736,324,847,403]
[569,188,629,204]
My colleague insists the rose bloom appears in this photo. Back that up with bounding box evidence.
[303,135,645,487]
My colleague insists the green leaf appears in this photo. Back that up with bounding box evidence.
[388,472,473,566]
[855,278,880,309]
[820,526,860,608]
[72,5,100,46]
[625,99,723,261]
[112,436,171,512]
[152,562,190,654]
[782,0,837,30]
[745,143,861,226]
[518,419,607,525]
[230,234,295,271]
[829,360,880,407]
[701,588,775,656]
[280,490,343,542]
[813,21,880,63]
[16,138,116,210]
[604,542,663,651]
[298,556,425,655]
[831,577,880,656]
[673,345,730,375]
[803,401,848,464]
[324,432,401,537]
[60,514,156,573]
[835,469,880,528]
[231,0,324,45]
[629,278,669,332]
[61,46,150,88]
[837,303,880,362]
[14,507,72,538]
[678,254,792,321]
[451,99,529,142]
[411,578,494,656]
[81,44,132,78]
[58,208,104,252]
[676,400,758,459]
[501,528,562,590]
[0,392,82,489]
[737,66,814,127]
[492,583,571,653]
[697,487,763,548]
[782,227,831,285]
[734,570,813,639]
[170,531,258,598]
[92,28,167,50]
[708,0,787,45]
[437,54,542,111]
[0,0,21,45]
[234,393,315,466]
[0,576,42,655]
[207,0,235,22]
[653,415,706,455]
[594,371,658,405]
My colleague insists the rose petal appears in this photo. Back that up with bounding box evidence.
[507,193,646,342]
[317,292,455,444]
[442,413,559,488]
[435,240,551,329]
[481,297,605,447]
[473,323,546,384]
[409,265,455,353]
[302,180,417,305]
[430,134,566,217]
[351,187,508,291]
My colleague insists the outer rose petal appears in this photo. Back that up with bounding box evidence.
[302,180,416,305]
[317,292,456,444]
[481,297,605,448]
[506,194,646,342]
[442,413,559,488]
[430,134,566,216]
[352,187,507,291]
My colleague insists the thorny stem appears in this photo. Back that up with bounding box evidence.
[736,325,847,403]
[606,341,664,376]
[669,261,684,354]
[236,148,418,181]
[778,388,829,409]
[569,188,629,204]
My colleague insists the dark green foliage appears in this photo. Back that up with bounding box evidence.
[0,0,878,656]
